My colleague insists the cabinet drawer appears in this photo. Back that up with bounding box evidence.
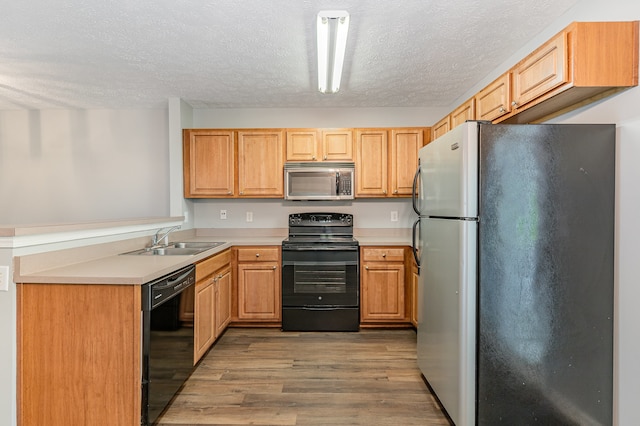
[196,249,231,281]
[361,247,405,262]
[237,247,280,262]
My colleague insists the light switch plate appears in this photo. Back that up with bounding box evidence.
[0,266,9,292]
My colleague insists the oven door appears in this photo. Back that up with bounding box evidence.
[282,248,359,307]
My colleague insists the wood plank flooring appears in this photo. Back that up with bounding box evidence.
[157,328,450,425]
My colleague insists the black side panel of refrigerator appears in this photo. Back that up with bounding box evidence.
[477,124,615,426]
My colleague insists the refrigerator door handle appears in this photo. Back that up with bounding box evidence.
[412,165,421,215]
[412,218,421,267]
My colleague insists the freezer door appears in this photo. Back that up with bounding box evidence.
[420,122,478,218]
[417,217,477,426]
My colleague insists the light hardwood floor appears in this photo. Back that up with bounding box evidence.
[157,328,450,425]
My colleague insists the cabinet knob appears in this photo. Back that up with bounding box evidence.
[382,253,386,258]
[511,101,519,107]
[383,190,387,195]
[256,253,260,257]
[240,191,244,195]
[312,156,316,160]
[499,106,505,113]
[272,266,277,270]
[365,266,369,270]
[393,189,398,194]
[227,191,232,195]
[323,155,327,160]
[218,274,223,279]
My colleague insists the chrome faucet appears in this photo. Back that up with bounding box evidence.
[151,225,181,247]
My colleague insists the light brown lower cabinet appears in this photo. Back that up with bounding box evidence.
[194,249,232,363]
[360,247,410,325]
[17,283,142,426]
[234,246,282,324]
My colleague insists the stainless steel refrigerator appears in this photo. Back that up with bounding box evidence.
[411,121,614,426]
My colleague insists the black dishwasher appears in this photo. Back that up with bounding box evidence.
[141,264,195,425]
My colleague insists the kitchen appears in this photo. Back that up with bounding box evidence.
[1,0,640,425]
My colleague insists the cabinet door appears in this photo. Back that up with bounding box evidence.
[322,129,354,161]
[237,262,281,321]
[237,130,284,197]
[475,72,512,122]
[512,31,568,109]
[432,116,450,140]
[194,278,215,363]
[286,130,319,161]
[355,129,388,197]
[214,266,232,338]
[183,130,235,197]
[451,98,475,129]
[390,129,423,196]
[361,262,406,321]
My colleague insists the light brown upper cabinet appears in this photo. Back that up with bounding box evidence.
[390,129,424,196]
[285,129,319,161]
[285,128,353,161]
[511,31,567,110]
[475,72,512,122]
[356,128,427,198]
[322,129,354,161]
[431,116,450,140]
[435,21,638,133]
[237,130,284,197]
[500,20,638,123]
[450,98,476,129]
[183,129,235,198]
[355,129,389,197]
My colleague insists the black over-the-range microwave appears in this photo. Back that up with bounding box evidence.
[284,162,355,200]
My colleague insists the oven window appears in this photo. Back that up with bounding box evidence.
[294,263,347,294]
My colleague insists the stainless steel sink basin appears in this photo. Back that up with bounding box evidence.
[121,242,226,256]
[172,242,226,249]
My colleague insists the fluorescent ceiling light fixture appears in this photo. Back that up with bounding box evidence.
[317,11,350,94]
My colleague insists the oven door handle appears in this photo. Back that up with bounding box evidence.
[293,306,358,311]
[282,246,359,251]
[282,260,359,266]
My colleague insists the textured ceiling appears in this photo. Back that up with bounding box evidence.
[0,0,579,110]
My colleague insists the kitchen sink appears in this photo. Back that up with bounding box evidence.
[121,242,226,256]
[172,242,226,249]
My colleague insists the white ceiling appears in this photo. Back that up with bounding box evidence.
[0,0,580,110]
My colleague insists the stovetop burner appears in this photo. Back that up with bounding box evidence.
[283,212,358,249]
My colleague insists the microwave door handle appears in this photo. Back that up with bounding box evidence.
[336,172,340,195]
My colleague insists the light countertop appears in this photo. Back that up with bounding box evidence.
[14,228,411,286]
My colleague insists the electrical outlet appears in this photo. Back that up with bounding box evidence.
[246,212,253,222]
[390,211,398,222]
[0,266,9,292]
[220,210,227,220]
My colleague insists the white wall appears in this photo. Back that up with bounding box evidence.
[193,198,414,229]
[0,109,170,225]
[193,107,445,129]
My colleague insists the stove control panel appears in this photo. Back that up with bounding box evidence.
[288,213,353,227]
